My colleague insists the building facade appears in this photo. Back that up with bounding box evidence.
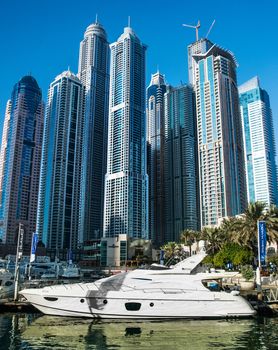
[0,76,44,245]
[146,72,167,248]
[164,85,199,242]
[239,76,278,206]
[188,39,246,227]
[78,21,110,240]
[36,71,85,250]
[104,26,148,239]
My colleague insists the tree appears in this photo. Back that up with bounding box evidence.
[231,202,278,255]
[201,226,224,255]
[161,242,184,264]
[180,229,196,256]
[212,243,253,268]
[263,204,278,245]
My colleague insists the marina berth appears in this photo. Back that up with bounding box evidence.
[20,252,256,319]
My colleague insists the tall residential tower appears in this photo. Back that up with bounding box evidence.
[188,39,246,227]
[36,71,85,250]
[164,85,199,242]
[78,21,110,240]
[104,26,148,239]
[0,76,44,244]
[146,72,167,247]
[239,77,278,206]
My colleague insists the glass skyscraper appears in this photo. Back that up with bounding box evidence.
[239,76,278,206]
[78,21,110,240]
[146,72,167,247]
[0,76,44,245]
[188,39,246,227]
[36,71,85,250]
[104,26,148,239]
[164,84,199,242]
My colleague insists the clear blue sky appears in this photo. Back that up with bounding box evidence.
[0,0,277,151]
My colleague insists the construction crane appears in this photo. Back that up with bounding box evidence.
[182,20,201,41]
[206,19,216,38]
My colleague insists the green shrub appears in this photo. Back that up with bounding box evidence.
[241,265,254,281]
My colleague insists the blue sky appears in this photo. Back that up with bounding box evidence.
[0,0,277,151]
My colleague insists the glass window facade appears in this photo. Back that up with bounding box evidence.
[36,71,85,250]
[0,76,44,244]
[239,77,278,206]
[104,27,148,239]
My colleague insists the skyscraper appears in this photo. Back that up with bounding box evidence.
[78,21,110,240]
[0,100,12,203]
[104,25,148,239]
[36,70,85,250]
[146,72,167,247]
[239,76,278,206]
[188,39,246,227]
[164,84,199,242]
[0,76,44,245]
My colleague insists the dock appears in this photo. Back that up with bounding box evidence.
[0,299,37,313]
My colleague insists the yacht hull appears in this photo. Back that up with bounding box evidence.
[20,288,256,319]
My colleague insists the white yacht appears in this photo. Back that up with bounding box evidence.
[20,253,256,319]
[61,265,80,279]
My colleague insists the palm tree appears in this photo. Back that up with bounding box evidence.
[230,202,265,253]
[201,226,224,255]
[161,242,184,264]
[194,230,202,253]
[180,229,196,256]
[231,202,278,255]
[220,216,238,241]
[262,204,278,245]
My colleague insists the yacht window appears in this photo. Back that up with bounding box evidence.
[4,281,13,286]
[131,278,152,281]
[44,297,58,302]
[202,279,221,291]
[125,302,141,311]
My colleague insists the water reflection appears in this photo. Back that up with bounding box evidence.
[0,314,277,350]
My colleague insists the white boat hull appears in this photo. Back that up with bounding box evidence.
[20,288,255,319]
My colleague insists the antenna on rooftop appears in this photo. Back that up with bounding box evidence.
[128,16,131,27]
[95,13,98,24]
[182,20,201,41]
[206,19,216,38]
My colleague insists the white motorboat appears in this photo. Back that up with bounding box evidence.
[0,269,15,299]
[61,265,80,279]
[20,253,256,319]
[41,270,57,280]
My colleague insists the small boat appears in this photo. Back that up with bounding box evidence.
[0,269,15,299]
[41,271,57,280]
[61,265,80,279]
[20,252,256,319]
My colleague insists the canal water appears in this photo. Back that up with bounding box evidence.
[0,314,277,350]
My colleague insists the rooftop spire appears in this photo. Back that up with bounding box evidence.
[95,13,98,24]
[128,16,131,27]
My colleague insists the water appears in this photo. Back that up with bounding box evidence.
[0,314,277,350]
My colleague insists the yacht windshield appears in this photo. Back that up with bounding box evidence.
[201,279,223,291]
[98,272,128,291]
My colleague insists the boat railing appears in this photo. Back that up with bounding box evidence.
[140,288,199,294]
